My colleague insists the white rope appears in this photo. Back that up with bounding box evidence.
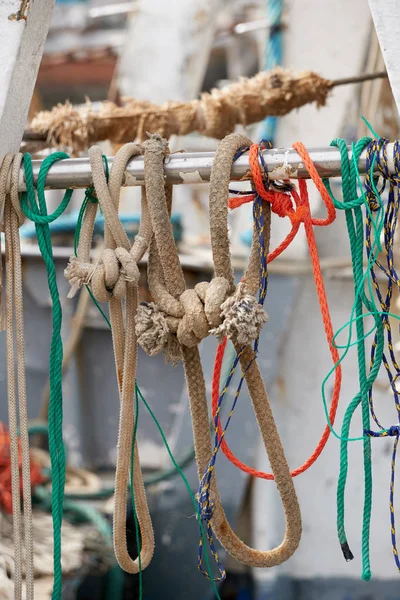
[0,511,86,579]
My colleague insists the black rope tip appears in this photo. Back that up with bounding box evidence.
[341,542,354,562]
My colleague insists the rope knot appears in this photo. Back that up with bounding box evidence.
[136,277,232,362]
[268,190,294,219]
[135,302,182,365]
[196,488,215,522]
[365,425,400,437]
[64,247,139,302]
[210,282,268,346]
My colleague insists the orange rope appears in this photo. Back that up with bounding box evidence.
[212,141,342,479]
[0,422,44,513]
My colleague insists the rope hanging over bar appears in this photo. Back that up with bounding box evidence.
[11,142,396,192]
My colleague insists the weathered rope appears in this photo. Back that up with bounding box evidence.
[64,142,155,574]
[196,155,269,579]
[137,132,301,574]
[30,67,332,152]
[0,153,34,600]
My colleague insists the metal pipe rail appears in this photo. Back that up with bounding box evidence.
[16,143,395,191]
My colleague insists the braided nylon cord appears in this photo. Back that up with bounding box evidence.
[323,137,385,580]
[363,139,400,572]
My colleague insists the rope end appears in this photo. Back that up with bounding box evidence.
[361,569,372,581]
[340,541,354,562]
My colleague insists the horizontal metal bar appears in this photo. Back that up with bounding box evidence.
[17,143,391,191]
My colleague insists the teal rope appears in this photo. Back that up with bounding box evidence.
[323,138,385,579]
[21,152,73,599]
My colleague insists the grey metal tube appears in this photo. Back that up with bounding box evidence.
[17,143,391,191]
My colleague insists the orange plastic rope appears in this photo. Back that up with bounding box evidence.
[212,141,342,480]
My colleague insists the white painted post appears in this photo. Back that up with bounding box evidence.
[0,0,55,164]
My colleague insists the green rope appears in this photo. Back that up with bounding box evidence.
[21,152,74,599]
[323,137,385,580]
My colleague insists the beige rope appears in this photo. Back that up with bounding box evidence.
[64,143,155,574]
[138,133,302,567]
[0,153,35,599]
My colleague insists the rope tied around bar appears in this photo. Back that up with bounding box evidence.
[138,132,301,579]
[135,137,270,358]
[64,141,156,576]
[358,136,400,576]
[213,139,342,486]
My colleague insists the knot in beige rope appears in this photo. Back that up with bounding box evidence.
[65,246,140,301]
[210,281,268,345]
[136,277,268,362]
[135,276,232,362]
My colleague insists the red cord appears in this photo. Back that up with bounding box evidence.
[0,421,44,513]
[212,141,342,480]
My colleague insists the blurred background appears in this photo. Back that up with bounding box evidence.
[2,0,400,598]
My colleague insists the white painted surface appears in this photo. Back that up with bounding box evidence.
[369,0,400,116]
[116,0,220,245]
[118,0,219,103]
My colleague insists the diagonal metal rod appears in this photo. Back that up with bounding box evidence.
[16,143,394,191]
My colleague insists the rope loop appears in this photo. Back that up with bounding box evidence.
[0,153,25,230]
[365,137,390,210]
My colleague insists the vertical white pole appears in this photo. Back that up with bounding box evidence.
[369,0,400,115]
[0,0,55,164]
